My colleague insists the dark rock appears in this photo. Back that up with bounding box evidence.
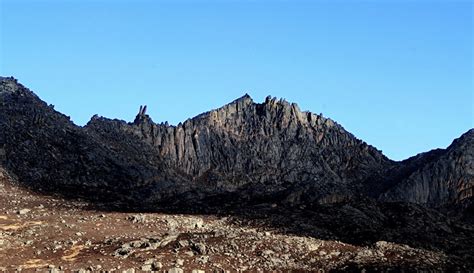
[192,242,207,255]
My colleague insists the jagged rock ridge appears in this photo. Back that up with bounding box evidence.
[86,93,393,206]
[1,76,472,210]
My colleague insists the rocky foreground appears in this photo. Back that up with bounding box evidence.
[0,168,455,272]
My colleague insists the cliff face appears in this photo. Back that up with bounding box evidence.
[1,76,473,211]
[381,130,474,206]
[86,94,390,204]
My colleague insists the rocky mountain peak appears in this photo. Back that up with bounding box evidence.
[453,128,474,146]
[205,93,254,121]
[82,93,388,198]
[0,78,472,213]
[235,93,253,103]
[0,77,44,109]
[0,76,22,94]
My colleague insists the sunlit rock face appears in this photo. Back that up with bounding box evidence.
[107,93,389,199]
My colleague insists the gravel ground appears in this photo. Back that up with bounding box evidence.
[0,169,448,272]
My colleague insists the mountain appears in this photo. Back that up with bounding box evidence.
[1,76,473,270]
[86,92,393,207]
[2,76,471,210]
[381,129,473,210]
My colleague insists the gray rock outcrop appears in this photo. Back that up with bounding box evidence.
[381,129,474,207]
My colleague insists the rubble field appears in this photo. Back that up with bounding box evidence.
[0,170,451,272]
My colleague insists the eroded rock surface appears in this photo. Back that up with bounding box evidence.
[381,130,474,208]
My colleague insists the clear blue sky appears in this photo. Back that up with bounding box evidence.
[0,0,472,160]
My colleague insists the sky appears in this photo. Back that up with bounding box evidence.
[0,0,472,161]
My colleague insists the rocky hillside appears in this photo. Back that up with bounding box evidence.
[1,76,472,210]
[85,93,393,206]
[1,166,466,272]
[0,77,189,204]
[1,76,474,270]
[381,129,473,207]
